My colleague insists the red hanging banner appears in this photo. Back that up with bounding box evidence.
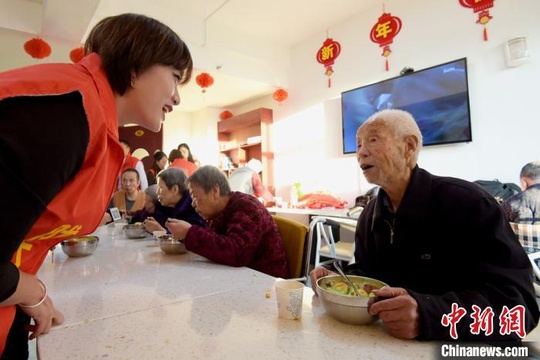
[459,0,494,41]
[370,12,402,72]
[316,38,341,88]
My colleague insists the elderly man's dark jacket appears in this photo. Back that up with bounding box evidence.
[348,166,540,342]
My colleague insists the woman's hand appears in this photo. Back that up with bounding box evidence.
[21,296,64,340]
[143,217,163,232]
[165,218,191,240]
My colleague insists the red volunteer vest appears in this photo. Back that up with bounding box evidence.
[0,54,124,353]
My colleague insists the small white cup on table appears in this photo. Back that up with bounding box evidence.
[275,279,304,320]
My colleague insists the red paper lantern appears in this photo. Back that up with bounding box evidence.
[69,46,84,63]
[219,110,233,120]
[370,12,402,71]
[316,38,341,88]
[272,89,288,105]
[459,0,494,41]
[24,38,52,60]
[195,72,214,93]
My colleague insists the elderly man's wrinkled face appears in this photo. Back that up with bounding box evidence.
[356,121,409,189]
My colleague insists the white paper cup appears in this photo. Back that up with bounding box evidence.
[153,230,167,239]
[275,280,304,320]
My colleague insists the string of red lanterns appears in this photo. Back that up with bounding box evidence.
[272,88,289,105]
[69,46,84,63]
[24,38,52,60]
[195,72,214,93]
[219,110,233,120]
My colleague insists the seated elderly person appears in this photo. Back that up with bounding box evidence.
[143,167,204,232]
[310,109,539,342]
[110,168,145,212]
[228,158,273,205]
[128,184,158,223]
[502,161,540,224]
[166,165,289,278]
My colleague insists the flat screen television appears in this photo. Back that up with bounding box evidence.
[341,58,472,154]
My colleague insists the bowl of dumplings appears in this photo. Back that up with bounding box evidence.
[158,235,187,254]
[316,275,388,325]
[123,223,148,239]
[60,236,99,257]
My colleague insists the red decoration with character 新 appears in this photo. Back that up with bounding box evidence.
[459,0,495,41]
[370,12,402,71]
[316,38,341,88]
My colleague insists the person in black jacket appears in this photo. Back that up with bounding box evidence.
[310,109,539,342]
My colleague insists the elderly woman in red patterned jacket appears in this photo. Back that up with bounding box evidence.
[166,165,288,278]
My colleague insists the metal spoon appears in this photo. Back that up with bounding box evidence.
[333,261,361,297]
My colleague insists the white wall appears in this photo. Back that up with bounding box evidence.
[179,0,539,206]
[2,1,538,208]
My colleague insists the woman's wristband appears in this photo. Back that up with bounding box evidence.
[20,279,47,309]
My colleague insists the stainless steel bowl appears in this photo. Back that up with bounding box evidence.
[61,236,99,257]
[316,274,388,325]
[158,235,187,254]
[123,224,148,238]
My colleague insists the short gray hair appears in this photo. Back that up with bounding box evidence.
[156,167,187,194]
[521,161,540,180]
[187,165,231,195]
[362,109,423,163]
[144,184,158,202]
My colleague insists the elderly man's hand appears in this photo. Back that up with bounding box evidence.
[309,267,337,294]
[368,287,420,340]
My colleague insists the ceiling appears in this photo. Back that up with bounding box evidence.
[1,0,380,112]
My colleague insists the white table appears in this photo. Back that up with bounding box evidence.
[37,224,435,359]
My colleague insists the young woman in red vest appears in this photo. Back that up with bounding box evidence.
[0,13,193,358]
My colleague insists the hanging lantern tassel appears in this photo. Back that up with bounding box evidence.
[195,72,214,93]
[325,67,334,88]
[24,38,52,60]
[459,1,494,42]
[69,46,84,63]
[272,89,288,106]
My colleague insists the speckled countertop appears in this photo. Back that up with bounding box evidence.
[37,224,435,359]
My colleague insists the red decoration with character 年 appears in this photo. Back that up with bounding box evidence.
[459,0,494,41]
[370,11,402,71]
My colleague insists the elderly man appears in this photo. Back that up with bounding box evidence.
[502,161,540,224]
[166,165,288,278]
[310,109,539,342]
